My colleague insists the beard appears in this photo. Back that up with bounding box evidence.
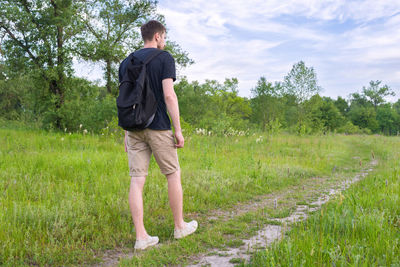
[157,42,165,50]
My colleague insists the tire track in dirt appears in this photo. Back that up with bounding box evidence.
[188,159,377,267]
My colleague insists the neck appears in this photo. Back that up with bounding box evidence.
[143,41,157,49]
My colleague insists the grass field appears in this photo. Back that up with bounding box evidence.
[0,123,399,266]
[247,136,400,266]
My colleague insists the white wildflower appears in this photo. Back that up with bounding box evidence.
[83,129,88,134]
[79,124,83,129]
[195,128,207,135]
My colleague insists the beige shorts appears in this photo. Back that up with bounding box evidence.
[126,129,180,177]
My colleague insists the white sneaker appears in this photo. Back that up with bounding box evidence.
[134,235,159,250]
[174,220,198,239]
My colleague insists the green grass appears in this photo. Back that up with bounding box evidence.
[0,125,392,266]
[247,137,400,266]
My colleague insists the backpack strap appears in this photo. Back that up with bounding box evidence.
[143,49,163,65]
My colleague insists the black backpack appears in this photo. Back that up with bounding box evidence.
[116,49,163,131]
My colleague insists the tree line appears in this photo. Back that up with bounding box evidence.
[1,0,399,135]
[175,64,399,136]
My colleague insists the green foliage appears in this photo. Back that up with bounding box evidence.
[362,80,395,108]
[0,0,191,128]
[283,61,322,103]
[334,96,349,117]
[76,0,156,95]
[175,77,251,135]
[0,70,54,124]
[394,99,400,115]
[336,121,368,135]
[179,117,194,136]
[0,74,116,133]
[0,0,87,127]
[77,0,193,95]
[348,104,379,133]
[250,77,285,131]
[303,95,345,133]
[55,77,116,132]
[0,75,28,120]
[279,61,324,133]
[345,80,398,134]
[376,104,400,135]
[265,118,282,134]
[164,40,195,68]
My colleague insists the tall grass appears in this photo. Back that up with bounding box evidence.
[249,136,400,266]
[0,126,384,265]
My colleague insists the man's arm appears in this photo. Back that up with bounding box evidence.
[162,78,184,148]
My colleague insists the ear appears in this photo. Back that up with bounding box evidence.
[154,32,160,41]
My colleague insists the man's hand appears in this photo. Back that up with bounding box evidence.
[174,131,184,148]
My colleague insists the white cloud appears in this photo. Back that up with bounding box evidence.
[158,0,400,99]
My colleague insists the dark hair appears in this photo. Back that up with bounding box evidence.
[140,20,166,42]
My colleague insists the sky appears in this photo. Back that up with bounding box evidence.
[157,0,400,101]
[75,0,400,101]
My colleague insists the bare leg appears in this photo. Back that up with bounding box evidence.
[166,170,185,229]
[129,176,149,240]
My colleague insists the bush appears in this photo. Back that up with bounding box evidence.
[53,78,116,133]
[336,121,370,135]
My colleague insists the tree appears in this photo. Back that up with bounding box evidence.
[362,80,395,109]
[250,77,283,131]
[394,99,400,115]
[0,0,85,126]
[78,0,193,95]
[349,92,371,107]
[346,81,396,134]
[304,94,345,133]
[348,105,379,132]
[283,61,322,103]
[334,96,349,117]
[376,103,399,135]
[281,61,322,132]
[76,0,155,95]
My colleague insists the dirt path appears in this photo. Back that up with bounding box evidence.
[188,159,377,266]
[95,159,377,267]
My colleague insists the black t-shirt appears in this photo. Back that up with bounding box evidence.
[118,48,176,130]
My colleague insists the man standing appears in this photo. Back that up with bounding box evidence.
[119,20,197,250]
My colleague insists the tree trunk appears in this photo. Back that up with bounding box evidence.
[106,59,112,95]
[52,0,66,128]
[56,24,65,107]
